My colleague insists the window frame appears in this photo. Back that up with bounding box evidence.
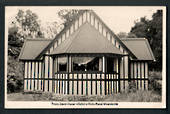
[71,56,103,73]
[57,55,68,73]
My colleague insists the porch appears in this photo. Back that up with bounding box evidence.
[48,54,123,95]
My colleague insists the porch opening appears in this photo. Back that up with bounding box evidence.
[52,54,122,95]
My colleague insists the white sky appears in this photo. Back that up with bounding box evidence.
[6,6,164,34]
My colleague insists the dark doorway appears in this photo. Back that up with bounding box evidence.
[106,57,115,73]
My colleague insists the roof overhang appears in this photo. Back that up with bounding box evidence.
[121,38,155,61]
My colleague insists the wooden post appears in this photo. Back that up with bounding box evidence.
[99,58,102,71]
[118,58,121,92]
[31,62,34,91]
[35,62,38,91]
[52,57,55,93]
[124,56,129,91]
[145,62,148,90]
[67,55,70,94]
[102,56,105,73]
[24,62,27,91]
[38,62,41,91]
[102,56,106,95]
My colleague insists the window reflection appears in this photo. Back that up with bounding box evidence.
[72,57,102,72]
[58,57,67,72]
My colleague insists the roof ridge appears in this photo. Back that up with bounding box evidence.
[121,38,146,40]
[35,10,86,59]
[26,38,53,41]
[90,11,137,59]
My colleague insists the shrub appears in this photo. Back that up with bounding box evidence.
[7,73,23,93]
[148,71,162,95]
[7,55,24,93]
[128,81,137,93]
[126,90,161,102]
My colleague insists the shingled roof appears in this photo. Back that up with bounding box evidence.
[121,38,155,61]
[19,37,155,61]
[35,10,137,60]
[19,38,52,60]
[18,10,155,61]
[50,22,125,55]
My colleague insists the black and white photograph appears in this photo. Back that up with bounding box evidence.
[5,6,166,108]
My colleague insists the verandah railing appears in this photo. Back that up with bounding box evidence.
[53,72,119,95]
[24,72,149,95]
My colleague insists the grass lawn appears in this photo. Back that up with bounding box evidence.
[7,90,161,102]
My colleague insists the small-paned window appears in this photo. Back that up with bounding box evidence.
[72,57,102,72]
[58,57,67,72]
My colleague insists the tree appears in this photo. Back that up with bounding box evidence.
[8,9,43,93]
[129,10,162,71]
[8,9,44,57]
[15,9,43,39]
[57,9,86,28]
[117,32,137,38]
[117,32,128,38]
[42,21,63,39]
[9,9,43,43]
[130,17,150,38]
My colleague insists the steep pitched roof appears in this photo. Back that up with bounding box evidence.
[121,38,155,61]
[50,22,125,55]
[90,11,137,59]
[35,10,137,60]
[19,38,52,60]
[35,10,87,59]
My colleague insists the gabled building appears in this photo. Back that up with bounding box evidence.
[19,10,155,95]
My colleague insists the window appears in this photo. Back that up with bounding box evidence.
[72,57,102,72]
[58,57,67,72]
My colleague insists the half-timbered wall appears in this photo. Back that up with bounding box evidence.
[52,57,120,95]
[24,61,44,92]
[130,61,148,90]
[53,73,119,95]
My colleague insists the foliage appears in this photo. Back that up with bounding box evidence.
[149,71,162,80]
[7,55,24,93]
[58,9,86,28]
[128,81,137,93]
[8,90,161,102]
[129,10,162,71]
[14,9,43,39]
[41,21,63,39]
[7,73,23,93]
[148,71,162,95]
[117,32,137,38]
[8,9,42,93]
[8,9,44,53]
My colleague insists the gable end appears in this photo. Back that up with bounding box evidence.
[35,10,137,59]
